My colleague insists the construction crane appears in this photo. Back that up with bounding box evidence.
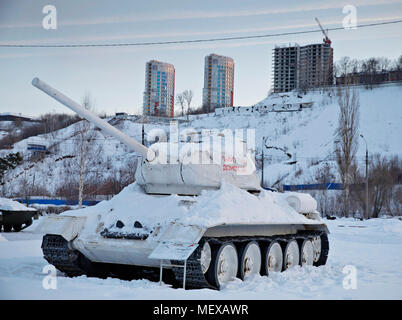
[315,17,331,45]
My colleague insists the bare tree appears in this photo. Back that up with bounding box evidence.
[73,94,103,208]
[182,89,193,120]
[335,56,353,85]
[369,155,401,218]
[335,55,402,87]
[396,54,402,70]
[351,154,401,218]
[314,163,336,217]
[377,57,392,72]
[361,57,379,89]
[0,113,80,150]
[95,157,138,197]
[18,171,31,206]
[176,93,185,117]
[349,59,361,74]
[338,56,351,76]
[335,86,360,217]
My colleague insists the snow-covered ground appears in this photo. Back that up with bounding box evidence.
[1,216,401,300]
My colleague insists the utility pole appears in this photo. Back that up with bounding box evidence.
[261,136,269,188]
[360,134,369,219]
[365,145,369,219]
[142,124,145,145]
[261,136,264,188]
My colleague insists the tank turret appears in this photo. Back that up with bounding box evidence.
[32,78,260,195]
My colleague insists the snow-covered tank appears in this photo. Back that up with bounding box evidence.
[32,78,329,289]
[0,198,36,232]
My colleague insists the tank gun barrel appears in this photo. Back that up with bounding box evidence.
[32,78,154,161]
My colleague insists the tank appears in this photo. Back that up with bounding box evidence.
[0,197,36,232]
[32,78,329,289]
[0,210,35,232]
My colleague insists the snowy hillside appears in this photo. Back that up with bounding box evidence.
[1,83,402,196]
[186,84,402,187]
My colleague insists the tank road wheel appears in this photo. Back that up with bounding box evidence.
[262,241,283,275]
[300,239,314,266]
[238,241,261,280]
[312,233,329,267]
[3,224,12,232]
[207,242,238,288]
[311,235,321,263]
[283,240,300,270]
[200,241,212,274]
[13,224,22,232]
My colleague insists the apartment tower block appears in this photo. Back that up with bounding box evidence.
[202,54,234,110]
[143,60,175,117]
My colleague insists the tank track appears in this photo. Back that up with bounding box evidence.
[41,234,85,277]
[171,231,328,290]
[171,239,215,289]
[41,234,168,281]
[42,231,329,289]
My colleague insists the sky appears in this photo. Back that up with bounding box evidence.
[0,0,401,117]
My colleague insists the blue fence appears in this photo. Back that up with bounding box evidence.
[15,198,100,206]
[282,183,365,191]
[27,144,47,151]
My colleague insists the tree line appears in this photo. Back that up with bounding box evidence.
[334,54,402,88]
[0,113,81,149]
[312,84,402,219]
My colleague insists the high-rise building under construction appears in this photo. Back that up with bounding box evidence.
[272,43,333,93]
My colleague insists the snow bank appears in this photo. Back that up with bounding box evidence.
[0,198,36,211]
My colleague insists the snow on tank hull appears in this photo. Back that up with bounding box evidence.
[38,216,327,269]
[37,184,329,289]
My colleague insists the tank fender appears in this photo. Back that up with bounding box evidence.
[158,222,206,244]
[35,215,87,241]
[304,223,330,234]
[148,222,206,261]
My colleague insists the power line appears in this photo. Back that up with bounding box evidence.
[1,20,401,48]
